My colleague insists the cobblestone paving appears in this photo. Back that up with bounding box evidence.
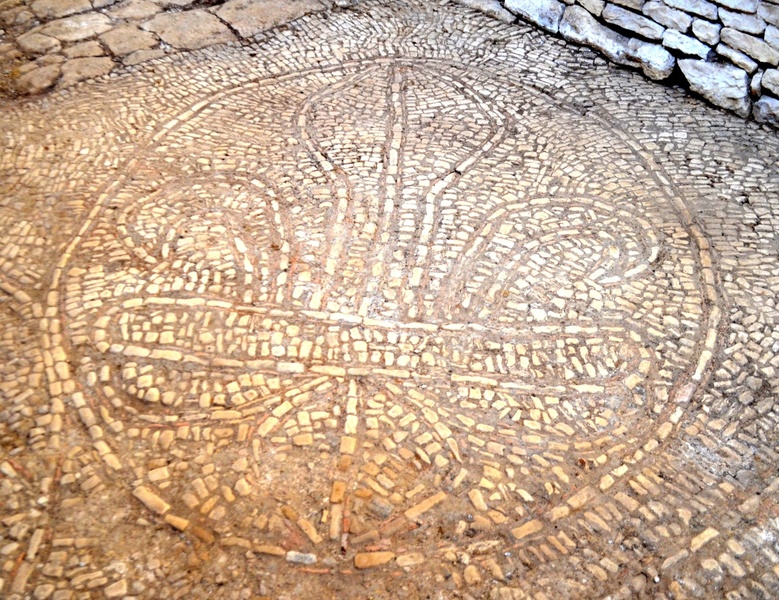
[1,1,779,598]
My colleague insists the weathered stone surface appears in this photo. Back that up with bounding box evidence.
[579,0,605,17]
[759,3,779,28]
[643,1,692,32]
[715,0,757,12]
[505,0,565,33]
[762,68,779,95]
[753,94,779,125]
[40,14,113,42]
[61,56,114,86]
[455,0,515,23]
[692,18,721,45]
[560,6,675,79]
[611,0,644,9]
[108,0,162,20]
[64,40,104,58]
[663,29,712,57]
[603,3,665,39]
[716,43,758,73]
[720,28,779,65]
[766,24,779,49]
[17,32,61,54]
[142,10,236,49]
[679,58,750,116]
[630,36,676,78]
[215,0,326,38]
[15,63,60,94]
[123,47,165,66]
[31,0,91,20]
[719,8,765,35]
[663,0,717,20]
[100,25,157,56]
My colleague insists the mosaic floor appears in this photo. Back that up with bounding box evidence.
[1,1,779,598]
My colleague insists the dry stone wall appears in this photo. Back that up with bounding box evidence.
[460,0,779,126]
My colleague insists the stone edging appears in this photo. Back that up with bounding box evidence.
[457,0,779,127]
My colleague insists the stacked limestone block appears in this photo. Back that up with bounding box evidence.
[462,0,779,126]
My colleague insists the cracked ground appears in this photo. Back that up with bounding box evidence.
[1,1,779,599]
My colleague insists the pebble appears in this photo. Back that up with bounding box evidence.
[286,551,317,565]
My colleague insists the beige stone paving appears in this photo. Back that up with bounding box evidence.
[0,1,779,599]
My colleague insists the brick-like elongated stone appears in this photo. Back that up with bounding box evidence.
[132,485,170,515]
[354,552,396,569]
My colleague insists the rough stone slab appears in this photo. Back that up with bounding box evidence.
[39,13,113,42]
[142,10,236,49]
[753,94,779,125]
[455,0,515,23]
[561,5,636,59]
[765,24,779,49]
[663,0,718,20]
[100,24,158,56]
[60,56,114,86]
[720,28,779,65]
[15,63,60,94]
[579,0,605,17]
[124,47,165,66]
[692,18,721,45]
[505,0,565,33]
[629,36,676,79]
[716,42,758,73]
[760,3,779,28]
[603,4,665,40]
[108,0,162,20]
[64,40,104,58]
[663,29,712,58]
[715,0,757,13]
[560,5,674,79]
[719,8,766,35]
[611,0,644,9]
[215,0,327,38]
[17,32,61,54]
[31,0,91,19]
[642,1,692,32]
[679,58,750,116]
[763,68,779,95]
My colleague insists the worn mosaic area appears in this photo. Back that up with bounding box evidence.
[1,1,779,598]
